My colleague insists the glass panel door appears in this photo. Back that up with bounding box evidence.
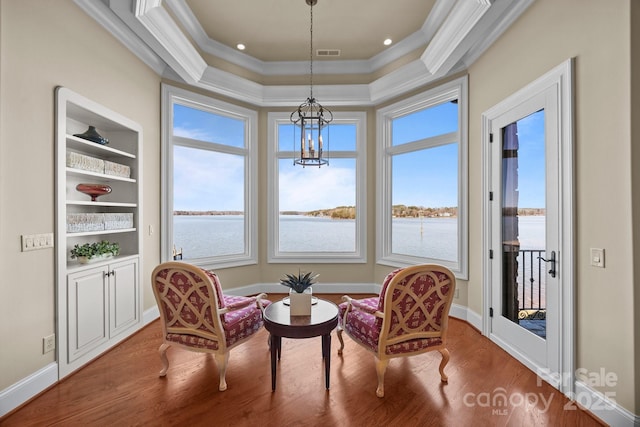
[501,110,546,339]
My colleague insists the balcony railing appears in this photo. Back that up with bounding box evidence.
[517,249,546,311]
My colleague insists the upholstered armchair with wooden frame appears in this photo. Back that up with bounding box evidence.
[151,262,271,391]
[337,264,456,397]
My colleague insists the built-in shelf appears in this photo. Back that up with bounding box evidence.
[67,134,136,158]
[67,228,137,238]
[66,167,136,183]
[67,201,137,207]
[56,86,143,380]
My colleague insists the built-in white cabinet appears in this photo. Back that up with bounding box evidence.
[66,257,139,363]
[55,87,143,378]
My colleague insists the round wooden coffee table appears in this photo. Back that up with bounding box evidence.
[263,298,339,391]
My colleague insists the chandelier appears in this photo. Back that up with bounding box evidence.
[290,0,333,167]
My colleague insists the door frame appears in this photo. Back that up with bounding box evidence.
[481,58,575,396]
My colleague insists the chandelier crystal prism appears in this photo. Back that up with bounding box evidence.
[290,0,333,167]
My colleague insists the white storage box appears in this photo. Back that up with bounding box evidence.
[104,213,134,230]
[104,160,131,178]
[66,151,104,174]
[67,213,105,233]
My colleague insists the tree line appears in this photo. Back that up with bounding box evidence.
[175,206,544,219]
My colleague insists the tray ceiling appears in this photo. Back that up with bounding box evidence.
[76,0,534,105]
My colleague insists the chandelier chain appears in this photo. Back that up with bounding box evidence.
[290,0,331,168]
[309,1,313,99]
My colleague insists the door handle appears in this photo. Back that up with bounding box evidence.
[538,251,556,278]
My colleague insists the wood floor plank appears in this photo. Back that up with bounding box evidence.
[1,294,605,426]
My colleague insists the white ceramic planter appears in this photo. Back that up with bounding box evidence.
[289,288,312,316]
[77,253,114,264]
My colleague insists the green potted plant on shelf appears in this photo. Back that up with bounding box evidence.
[280,270,319,316]
[70,240,120,264]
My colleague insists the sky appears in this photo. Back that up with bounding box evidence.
[511,109,545,208]
[171,102,546,212]
[391,101,458,208]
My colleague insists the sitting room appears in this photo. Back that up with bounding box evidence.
[1,1,638,426]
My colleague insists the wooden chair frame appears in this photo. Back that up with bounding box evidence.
[337,264,456,397]
[151,261,269,391]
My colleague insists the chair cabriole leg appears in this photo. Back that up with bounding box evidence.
[438,348,450,383]
[375,358,389,398]
[337,327,344,355]
[214,352,229,391]
[158,343,170,376]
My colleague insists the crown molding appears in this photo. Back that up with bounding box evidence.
[72,0,167,75]
[191,59,440,107]
[198,66,265,106]
[74,0,534,107]
[459,0,535,68]
[164,0,442,76]
[420,0,492,75]
[110,0,207,84]
[369,60,438,104]
[163,0,267,73]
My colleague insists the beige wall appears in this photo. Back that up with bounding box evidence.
[1,0,637,417]
[0,0,161,389]
[468,0,636,413]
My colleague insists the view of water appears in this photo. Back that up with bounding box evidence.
[174,215,245,258]
[173,215,546,260]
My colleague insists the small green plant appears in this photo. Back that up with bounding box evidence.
[70,240,120,259]
[280,270,319,293]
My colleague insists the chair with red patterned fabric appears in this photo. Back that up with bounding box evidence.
[337,264,456,397]
[151,261,271,391]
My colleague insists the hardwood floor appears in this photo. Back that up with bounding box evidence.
[2,294,604,426]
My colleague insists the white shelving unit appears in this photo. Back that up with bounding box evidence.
[55,87,143,378]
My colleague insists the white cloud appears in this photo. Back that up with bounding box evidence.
[173,126,213,142]
[279,164,355,211]
[173,148,244,211]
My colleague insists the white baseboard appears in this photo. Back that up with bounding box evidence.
[449,303,482,331]
[1,310,160,418]
[0,362,58,418]
[224,282,382,297]
[143,305,159,325]
[141,282,379,328]
[573,380,640,427]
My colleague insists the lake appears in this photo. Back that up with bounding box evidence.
[173,215,546,260]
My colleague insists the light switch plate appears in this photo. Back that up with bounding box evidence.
[590,248,605,268]
[21,233,54,251]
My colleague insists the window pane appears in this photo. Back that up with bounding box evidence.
[173,104,245,148]
[392,101,458,146]
[173,145,245,259]
[278,122,356,152]
[391,143,458,261]
[327,124,356,151]
[278,158,356,252]
[278,123,296,152]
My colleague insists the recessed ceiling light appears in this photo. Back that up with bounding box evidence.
[383,38,392,46]
[237,43,246,51]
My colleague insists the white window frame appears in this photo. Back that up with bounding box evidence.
[267,111,367,263]
[161,84,258,269]
[376,76,468,279]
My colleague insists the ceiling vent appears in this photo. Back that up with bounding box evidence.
[316,49,341,57]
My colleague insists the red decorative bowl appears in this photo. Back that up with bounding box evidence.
[76,183,112,201]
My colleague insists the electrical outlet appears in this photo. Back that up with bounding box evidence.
[43,334,55,354]
[21,233,54,251]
